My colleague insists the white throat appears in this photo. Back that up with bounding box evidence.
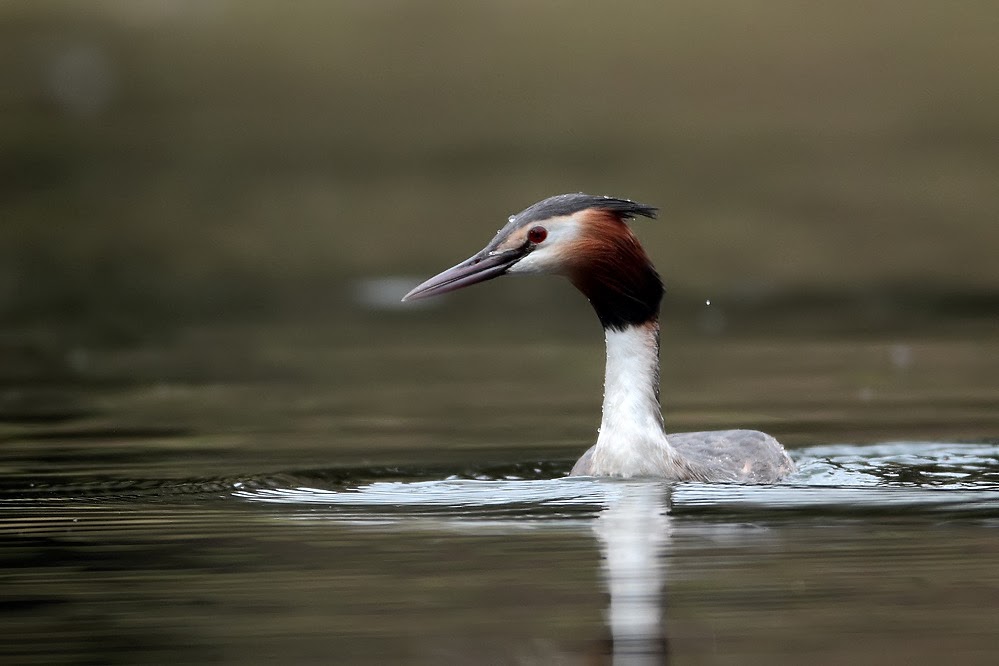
[591,321,677,477]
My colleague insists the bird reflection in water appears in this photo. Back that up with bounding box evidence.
[589,483,671,665]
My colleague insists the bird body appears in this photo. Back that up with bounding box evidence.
[403,193,794,483]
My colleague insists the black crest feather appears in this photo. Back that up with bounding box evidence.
[513,193,657,226]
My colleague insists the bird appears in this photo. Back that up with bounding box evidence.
[402,193,795,482]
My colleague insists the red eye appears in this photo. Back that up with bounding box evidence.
[527,226,548,244]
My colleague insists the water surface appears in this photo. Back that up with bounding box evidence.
[2,325,997,664]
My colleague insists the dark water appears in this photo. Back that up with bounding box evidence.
[2,323,998,665]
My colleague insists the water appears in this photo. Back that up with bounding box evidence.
[2,322,998,664]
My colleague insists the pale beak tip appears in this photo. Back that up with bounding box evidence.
[398,248,522,306]
[401,284,431,303]
[400,287,421,303]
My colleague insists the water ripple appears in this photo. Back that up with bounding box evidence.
[231,442,999,523]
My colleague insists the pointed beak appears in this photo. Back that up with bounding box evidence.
[402,248,526,302]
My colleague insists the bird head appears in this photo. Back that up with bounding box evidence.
[403,193,662,329]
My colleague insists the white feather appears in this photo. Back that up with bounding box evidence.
[505,216,581,275]
[590,325,675,477]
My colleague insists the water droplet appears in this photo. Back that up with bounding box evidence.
[705,299,711,306]
[508,215,515,223]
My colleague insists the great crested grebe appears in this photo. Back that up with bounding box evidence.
[403,193,794,482]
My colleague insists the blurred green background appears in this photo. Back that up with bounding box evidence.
[2,0,998,338]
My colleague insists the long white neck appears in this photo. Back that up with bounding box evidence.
[590,321,680,477]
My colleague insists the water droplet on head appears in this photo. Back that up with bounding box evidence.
[508,215,515,223]
[705,299,711,306]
